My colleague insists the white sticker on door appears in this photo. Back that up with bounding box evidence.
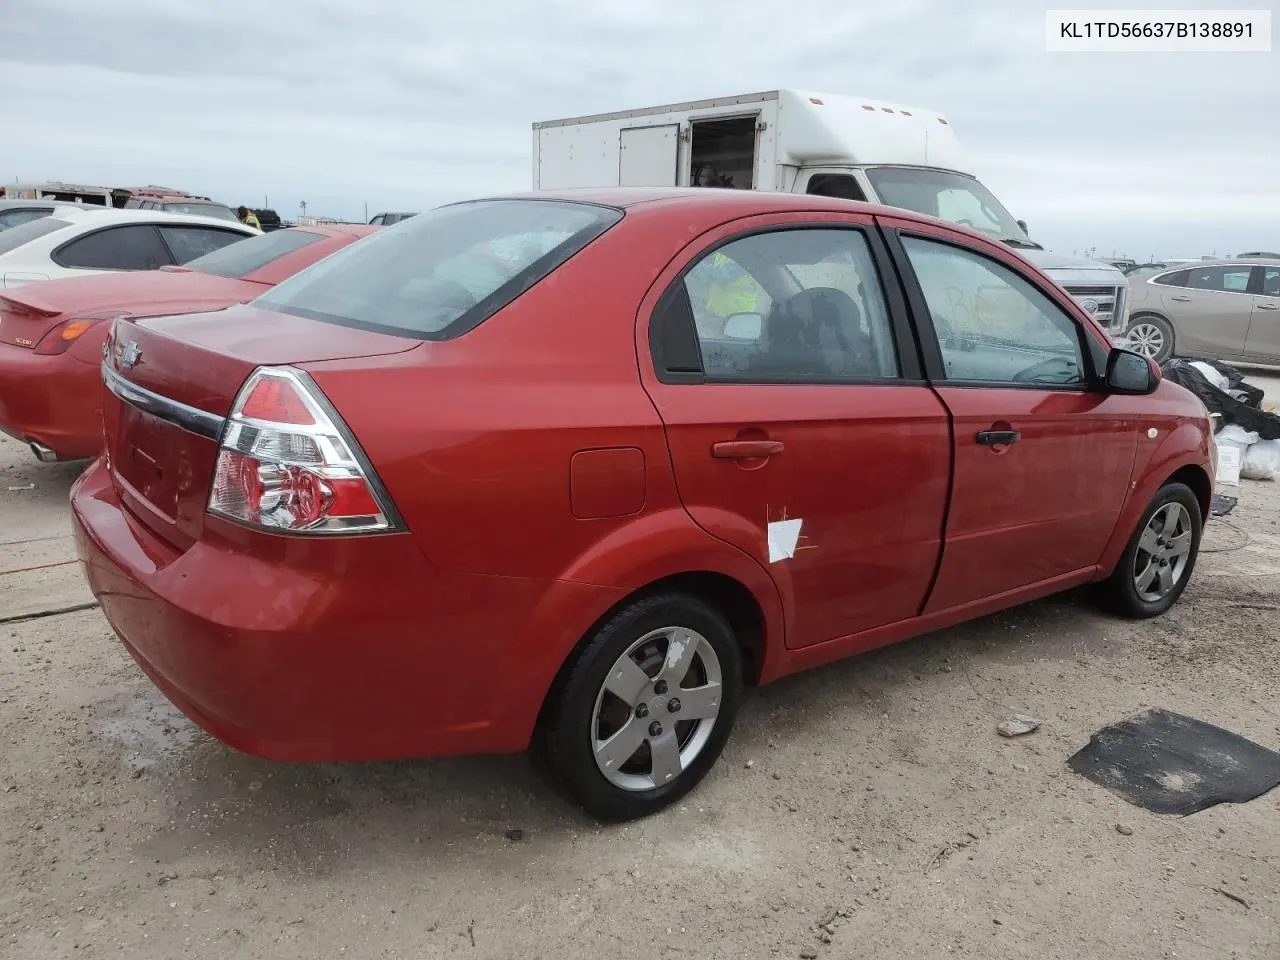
[767,519,803,563]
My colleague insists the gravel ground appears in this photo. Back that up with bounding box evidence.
[2,377,1278,960]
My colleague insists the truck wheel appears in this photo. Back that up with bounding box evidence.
[1100,482,1202,618]
[534,593,742,822]
[1126,314,1175,363]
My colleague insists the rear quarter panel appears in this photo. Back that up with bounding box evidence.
[302,208,772,594]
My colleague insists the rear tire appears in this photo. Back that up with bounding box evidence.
[1126,314,1175,364]
[534,592,742,822]
[1100,482,1202,618]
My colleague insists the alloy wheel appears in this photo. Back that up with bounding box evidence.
[1133,502,1193,602]
[1126,321,1166,360]
[591,626,723,792]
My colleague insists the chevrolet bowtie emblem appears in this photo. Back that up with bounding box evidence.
[120,341,143,368]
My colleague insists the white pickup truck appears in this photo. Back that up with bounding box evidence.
[533,89,1128,334]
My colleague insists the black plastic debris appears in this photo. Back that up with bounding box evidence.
[1067,708,1280,816]
[1161,357,1280,440]
[1211,494,1238,517]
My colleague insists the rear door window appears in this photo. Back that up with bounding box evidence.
[159,226,248,264]
[1185,266,1254,293]
[55,225,173,270]
[676,229,899,381]
[256,200,621,340]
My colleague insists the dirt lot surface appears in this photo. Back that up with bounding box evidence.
[2,375,1279,960]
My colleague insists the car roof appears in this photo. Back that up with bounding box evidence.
[46,207,257,230]
[481,187,944,228]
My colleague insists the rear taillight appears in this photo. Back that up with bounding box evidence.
[208,367,400,534]
[33,318,99,355]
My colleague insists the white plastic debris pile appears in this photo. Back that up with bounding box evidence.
[1216,425,1280,485]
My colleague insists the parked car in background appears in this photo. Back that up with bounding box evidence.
[72,189,1212,821]
[369,212,418,225]
[123,193,240,223]
[0,224,375,461]
[0,198,86,231]
[1125,257,1280,363]
[1236,251,1280,259]
[0,207,258,288]
[1124,262,1174,279]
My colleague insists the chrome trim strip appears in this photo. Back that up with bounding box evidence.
[101,362,226,441]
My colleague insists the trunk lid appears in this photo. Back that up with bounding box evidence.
[103,304,417,550]
[0,288,64,348]
[0,271,257,349]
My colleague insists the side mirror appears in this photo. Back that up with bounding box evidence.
[1105,347,1159,395]
[1016,219,1029,236]
[722,312,763,341]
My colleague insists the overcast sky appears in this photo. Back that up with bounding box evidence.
[1,0,1274,258]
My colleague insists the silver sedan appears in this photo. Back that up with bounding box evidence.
[1124,258,1280,364]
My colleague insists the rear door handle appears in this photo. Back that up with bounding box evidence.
[1170,295,1192,302]
[976,430,1021,446]
[711,440,784,459]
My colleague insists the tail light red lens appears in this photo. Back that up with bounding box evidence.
[208,367,399,534]
[34,318,97,355]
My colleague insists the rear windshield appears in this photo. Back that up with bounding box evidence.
[186,229,326,279]
[255,199,622,340]
[163,202,239,222]
[0,216,70,254]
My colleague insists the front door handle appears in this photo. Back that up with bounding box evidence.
[976,429,1021,446]
[711,440,784,459]
[1170,295,1192,302]
[1257,303,1279,310]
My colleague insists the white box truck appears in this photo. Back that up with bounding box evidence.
[533,89,1128,334]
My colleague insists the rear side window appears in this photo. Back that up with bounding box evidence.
[0,217,71,254]
[159,226,247,264]
[1153,269,1190,287]
[0,208,54,230]
[55,225,172,270]
[186,229,326,278]
[256,200,622,340]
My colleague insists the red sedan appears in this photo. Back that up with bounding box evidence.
[0,224,375,461]
[72,190,1213,821]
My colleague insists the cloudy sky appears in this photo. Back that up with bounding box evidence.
[2,0,1274,258]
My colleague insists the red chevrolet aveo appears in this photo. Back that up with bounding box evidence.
[0,225,374,462]
[72,190,1213,821]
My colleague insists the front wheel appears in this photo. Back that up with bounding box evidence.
[1100,482,1202,618]
[534,593,743,821]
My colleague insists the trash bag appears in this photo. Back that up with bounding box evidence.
[1161,357,1280,440]
[1241,438,1280,481]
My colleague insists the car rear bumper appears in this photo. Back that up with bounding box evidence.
[0,344,102,459]
[71,458,624,762]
